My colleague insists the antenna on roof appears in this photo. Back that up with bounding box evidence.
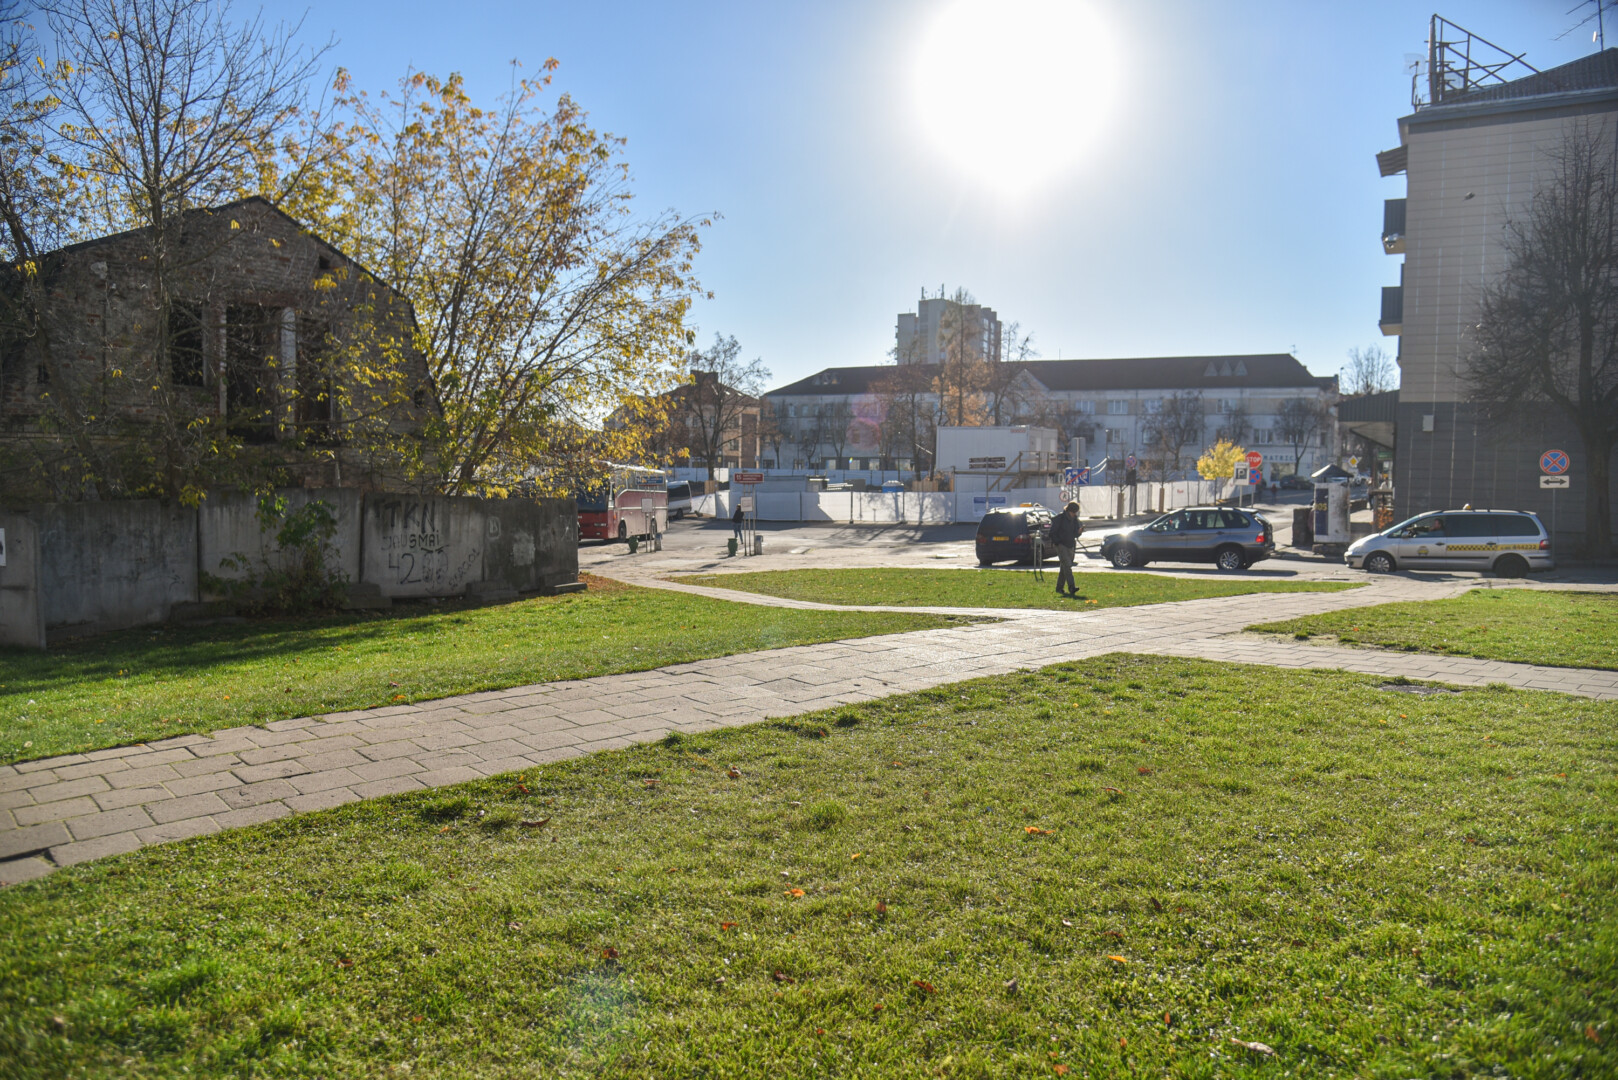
[1558,0,1607,51]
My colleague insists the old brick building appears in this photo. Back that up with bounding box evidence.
[1,197,435,498]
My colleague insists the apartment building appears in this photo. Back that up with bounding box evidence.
[765,354,1337,475]
[1376,19,1618,548]
[895,295,1002,366]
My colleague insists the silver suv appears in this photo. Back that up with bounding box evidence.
[1345,509,1553,577]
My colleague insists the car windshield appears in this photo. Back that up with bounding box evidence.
[1383,513,1434,536]
[577,485,608,512]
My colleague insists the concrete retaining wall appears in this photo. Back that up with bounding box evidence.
[0,491,579,648]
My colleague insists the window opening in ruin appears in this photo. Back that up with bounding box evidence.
[168,301,206,387]
[225,303,279,442]
[296,315,338,444]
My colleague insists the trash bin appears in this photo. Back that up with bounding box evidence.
[753,536,764,556]
[1292,507,1313,547]
[727,538,738,557]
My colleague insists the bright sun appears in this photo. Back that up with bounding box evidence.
[912,0,1119,195]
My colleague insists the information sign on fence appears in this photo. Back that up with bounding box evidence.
[733,471,765,484]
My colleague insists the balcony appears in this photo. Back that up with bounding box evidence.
[1382,198,1406,255]
[1379,286,1403,336]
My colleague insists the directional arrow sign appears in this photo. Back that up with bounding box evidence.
[1540,475,1571,489]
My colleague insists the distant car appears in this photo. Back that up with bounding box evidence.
[1278,474,1312,490]
[1099,507,1275,571]
[1344,509,1553,577]
[666,481,694,520]
[975,506,1054,566]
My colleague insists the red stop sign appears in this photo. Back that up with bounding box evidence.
[1246,451,1263,469]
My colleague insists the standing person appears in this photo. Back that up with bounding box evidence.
[731,498,745,543]
[1050,501,1084,598]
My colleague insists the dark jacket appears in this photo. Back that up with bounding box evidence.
[732,502,745,524]
[1050,511,1083,547]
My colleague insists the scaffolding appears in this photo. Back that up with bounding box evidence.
[1412,15,1547,110]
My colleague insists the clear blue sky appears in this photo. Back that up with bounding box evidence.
[262,0,1606,390]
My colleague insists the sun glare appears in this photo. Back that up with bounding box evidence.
[912,0,1119,196]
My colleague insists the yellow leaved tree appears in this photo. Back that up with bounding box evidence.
[1196,438,1247,481]
[281,66,709,496]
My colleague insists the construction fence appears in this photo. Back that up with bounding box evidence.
[691,480,1222,525]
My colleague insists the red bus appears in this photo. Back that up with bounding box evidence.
[578,465,668,542]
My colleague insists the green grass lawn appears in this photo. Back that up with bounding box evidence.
[1250,587,1618,671]
[3,655,1613,1078]
[680,566,1357,610]
[0,575,965,766]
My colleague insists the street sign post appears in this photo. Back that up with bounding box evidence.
[1246,451,1263,470]
[1540,475,1570,489]
[1539,450,1570,547]
[1347,455,1359,469]
[1232,464,1250,484]
[1539,450,1569,475]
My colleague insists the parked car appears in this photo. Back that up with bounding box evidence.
[975,505,1055,565]
[1344,509,1553,577]
[666,481,694,520]
[1100,507,1275,570]
[1278,474,1312,490]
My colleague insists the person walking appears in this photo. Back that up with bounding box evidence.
[731,499,746,543]
[1050,501,1084,598]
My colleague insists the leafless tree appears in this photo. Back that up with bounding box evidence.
[1216,402,1250,446]
[1275,397,1329,474]
[986,320,1036,424]
[1340,344,1396,397]
[1468,126,1618,554]
[682,333,768,471]
[873,362,937,479]
[756,397,785,468]
[1141,391,1204,473]
[819,399,853,469]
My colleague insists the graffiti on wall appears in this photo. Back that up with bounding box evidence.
[371,499,480,592]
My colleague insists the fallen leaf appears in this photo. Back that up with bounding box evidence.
[1137,766,1154,775]
[1004,978,1019,994]
[519,818,550,828]
[720,921,737,931]
[1164,1011,1172,1025]
[50,1015,66,1033]
[785,888,806,898]
[727,768,741,779]
[875,901,888,915]
[642,778,661,787]
[891,760,903,766]
[1104,930,1124,939]
[850,852,862,860]
[337,958,354,969]
[507,921,522,930]
[389,681,400,687]
[1587,1025,1602,1043]
[873,1003,884,1012]
[773,970,796,984]
[1107,955,1128,964]
[1054,1066,1070,1076]
[1061,919,1073,927]
[816,1027,825,1035]
[601,946,620,960]
[1025,826,1051,835]
[913,979,937,993]
[1230,1038,1275,1055]
[1119,1037,1128,1049]
[411,1015,424,1023]
[1101,787,1123,795]
[438,825,451,833]
[1148,896,1164,912]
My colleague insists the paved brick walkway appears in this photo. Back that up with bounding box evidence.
[4,575,1615,885]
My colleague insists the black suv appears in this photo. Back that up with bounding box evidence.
[1100,506,1274,570]
[975,506,1054,565]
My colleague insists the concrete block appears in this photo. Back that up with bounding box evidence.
[0,856,56,885]
[50,831,142,866]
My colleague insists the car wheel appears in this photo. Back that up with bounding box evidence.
[978,559,994,567]
[1364,551,1396,574]
[1493,553,1529,578]
[1214,545,1245,572]
[1109,543,1140,569]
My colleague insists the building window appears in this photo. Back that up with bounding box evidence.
[1074,400,1095,415]
[1142,398,1162,415]
[168,302,206,387]
[1106,400,1128,415]
[224,304,280,442]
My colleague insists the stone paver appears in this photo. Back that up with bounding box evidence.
[3,570,1616,886]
